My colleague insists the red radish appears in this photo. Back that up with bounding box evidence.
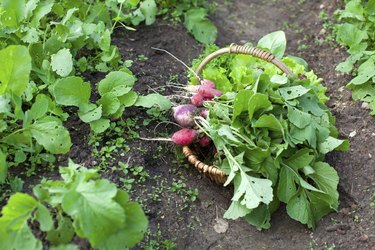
[212,147,218,156]
[186,85,222,100]
[197,85,222,99]
[199,135,212,147]
[191,93,204,107]
[173,104,198,127]
[201,109,209,118]
[185,80,215,92]
[171,128,199,146]
[201,79,215,88]
[140,128,198,146]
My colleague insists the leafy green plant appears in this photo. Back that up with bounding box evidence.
[184,7,217,44]
[191,31,348,229]
[157,0,217,44]
[0,160,148,250]
[0,0,171,183]
[0,45,71,182]
[334,0,375,114]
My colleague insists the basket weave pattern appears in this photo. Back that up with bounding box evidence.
[186,45,294,184]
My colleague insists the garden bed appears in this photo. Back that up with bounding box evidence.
[3,0,374,249]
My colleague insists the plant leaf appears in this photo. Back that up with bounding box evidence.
[0,45,32,96]
[0,193,42,250]
[90,118,110,134]
[248,93,272,120]
[30,121,72,154]
[339,0,365,21]
[34,204,53,232]
[118,91,138,107]
[257,31,286,58]
[134,93,171,110]
[347,58,375,86]
[279,86,310,100]
[46,213,75,245]
[277,166,297,203]
[232,171,273,209]
[95,190,148,249]
[97,93,121,116]
[51,48,73,77]
[0,150,7,183]
[53,76,91,107]
[286,190,313,227]
[287,107,311,129]
[309,162,339,209]
[61,179,126,246]
[98,71,135,96]
[224,200,252,220]
[139,0,157,25]
[336,23,367,47]
[244,203,272,230]
[184,8,217,44]
[318,136,349,154]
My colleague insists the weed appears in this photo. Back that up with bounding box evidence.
[318,10,336,45]
[323,242,335,250]
[142,224,177,250]
[297,43,309,51]
[309,238,317,250]
[137,54,149,61]
[353,214,361,223]
[171,179,186,194]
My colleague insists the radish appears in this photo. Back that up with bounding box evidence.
[186,84,222,100]
[191,93,205,107]
[197,85,222,99]
[171,128,199,146]
[140,128,199,146]
[150,47,220,98]
[199,135,212,147]
[201,109,209,118]
[172,104,198,127]
[201,79,215,88]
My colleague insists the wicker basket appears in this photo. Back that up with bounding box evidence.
[182,44,294,184]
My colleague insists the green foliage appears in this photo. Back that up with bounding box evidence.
[0,45,31,96]
[0,193,42,250]
[193,31,348,229]
[335,0,375,114]
[184,8,217,44]
[135,93,172,110]
[0,0,174,182]
[257,31,287,59]
[0,160,148,249]
[157,0,217,44]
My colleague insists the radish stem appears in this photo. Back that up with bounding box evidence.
[151,47,202,82]
[139,137,172,142]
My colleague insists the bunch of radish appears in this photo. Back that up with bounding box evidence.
[144,48,222,147]
[170,80,222,146]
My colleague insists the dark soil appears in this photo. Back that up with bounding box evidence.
[112,1,374,249]
[4,0,374,249]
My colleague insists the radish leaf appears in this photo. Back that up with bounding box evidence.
[257,31,286,59]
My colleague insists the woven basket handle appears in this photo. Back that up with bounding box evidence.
[195,44,294,77]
